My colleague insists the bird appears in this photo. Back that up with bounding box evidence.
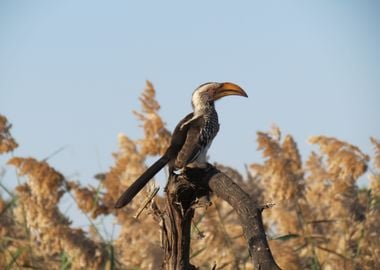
[114,82,248,208]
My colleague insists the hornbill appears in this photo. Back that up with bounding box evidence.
[114,82,247,208]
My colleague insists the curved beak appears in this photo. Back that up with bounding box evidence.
[213,82,248,101]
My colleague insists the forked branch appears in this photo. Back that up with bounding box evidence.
[160,164,281,270]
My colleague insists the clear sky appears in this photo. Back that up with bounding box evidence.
[1,0,379,196]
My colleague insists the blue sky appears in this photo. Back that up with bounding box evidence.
[1,0,379,197]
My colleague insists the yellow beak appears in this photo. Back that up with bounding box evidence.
[213,82,248,101]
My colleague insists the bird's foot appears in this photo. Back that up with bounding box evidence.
[173,167,186,175]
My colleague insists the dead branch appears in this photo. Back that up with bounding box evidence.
[160,164,281,270]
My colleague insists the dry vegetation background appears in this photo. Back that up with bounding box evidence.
[0,82,379,270]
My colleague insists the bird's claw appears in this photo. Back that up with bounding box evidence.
[173,167,185,175]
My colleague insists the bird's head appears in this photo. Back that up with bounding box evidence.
[191,82,248,112]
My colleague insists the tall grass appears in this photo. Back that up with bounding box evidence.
[0,83,378,269]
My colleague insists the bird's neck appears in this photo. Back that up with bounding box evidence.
[193,101,215,117]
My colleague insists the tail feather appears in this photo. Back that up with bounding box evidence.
[114,155,169,208]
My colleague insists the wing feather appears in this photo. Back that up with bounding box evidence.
[174,116,204,168]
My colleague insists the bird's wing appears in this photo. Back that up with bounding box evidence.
[174,115,204,168]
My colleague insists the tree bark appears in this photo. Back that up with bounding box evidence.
[204,166,281,270]
[160,165,281,270]
[161,173,203,270]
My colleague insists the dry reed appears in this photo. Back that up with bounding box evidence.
[0,83,378,269]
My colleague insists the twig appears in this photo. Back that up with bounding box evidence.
[260,202,276,211]
[316,245,348,260]
[134,187,159,219]
[42,145,68,161]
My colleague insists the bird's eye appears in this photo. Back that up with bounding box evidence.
[209,87,217,95]
[206,89,213,96]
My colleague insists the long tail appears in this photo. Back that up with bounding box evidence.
[114,155,170,208]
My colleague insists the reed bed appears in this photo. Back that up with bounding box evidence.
[0,83,378,269]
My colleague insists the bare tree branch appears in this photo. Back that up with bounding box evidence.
[160,164,281,270]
